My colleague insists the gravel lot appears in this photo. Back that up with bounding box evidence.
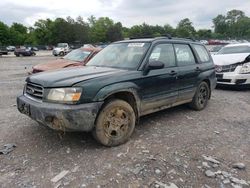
[0,55,249,188]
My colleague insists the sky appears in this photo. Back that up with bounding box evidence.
[1,0,250,29]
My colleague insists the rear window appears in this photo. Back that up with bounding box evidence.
[193,44,210,63]
[174,44,196,66]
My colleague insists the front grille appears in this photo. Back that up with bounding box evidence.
[221,64,237,72]
[216,74,223,79]
[25,82,43,100]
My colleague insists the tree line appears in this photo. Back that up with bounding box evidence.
[0,9,250,46]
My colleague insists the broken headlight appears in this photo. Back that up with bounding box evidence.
[240,62,250,74]
[45,87,82,103]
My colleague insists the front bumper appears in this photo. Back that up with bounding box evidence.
[17,95,103,132]
[216,72,250,86]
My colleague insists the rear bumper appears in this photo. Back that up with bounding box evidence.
[17,95,103,132]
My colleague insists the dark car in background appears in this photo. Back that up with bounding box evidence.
[0,46,8,55]
[14,46,36,57]
[32,47,101,73]
[17,37,216,146]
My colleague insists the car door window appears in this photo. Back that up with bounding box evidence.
[149,44,176,68]
[193,44,210,63]
[174,44,196,66]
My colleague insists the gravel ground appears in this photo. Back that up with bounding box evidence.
[0,55,249,188]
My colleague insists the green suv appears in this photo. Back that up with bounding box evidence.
[17,37,216,146]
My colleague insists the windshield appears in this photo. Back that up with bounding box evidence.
[63,49,91,62]
[217,45,250,54]
[210,45,223,52]
[87,42,150,69]
[57,43,67,48]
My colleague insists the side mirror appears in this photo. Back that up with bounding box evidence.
[148,61,164,69]
[143,61,164,75]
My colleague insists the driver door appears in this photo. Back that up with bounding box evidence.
[140,43,179,114]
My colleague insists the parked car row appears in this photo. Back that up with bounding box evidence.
[200,39,249,45]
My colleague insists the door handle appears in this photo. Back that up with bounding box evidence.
[169,70,177,76]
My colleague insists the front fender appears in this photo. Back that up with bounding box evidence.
[93,82,141,116]
[93,82,140,101]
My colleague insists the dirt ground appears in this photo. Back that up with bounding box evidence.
[0,55,249,188]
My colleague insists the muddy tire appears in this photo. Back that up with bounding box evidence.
[189,81,210,111]
[93,99,136,147]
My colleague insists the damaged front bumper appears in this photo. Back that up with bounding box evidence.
[17,95,103,132]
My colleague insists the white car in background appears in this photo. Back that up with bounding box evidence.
[212,43,250,88]
[52,43,70,56]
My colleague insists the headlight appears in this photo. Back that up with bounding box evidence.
[45,87,82,103]
[240,62,250,74]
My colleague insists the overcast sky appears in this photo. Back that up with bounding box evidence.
[1,0,250,29]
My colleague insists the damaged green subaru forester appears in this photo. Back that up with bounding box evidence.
[17,37,216,146]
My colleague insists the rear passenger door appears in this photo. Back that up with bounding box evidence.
[174,43,199,101]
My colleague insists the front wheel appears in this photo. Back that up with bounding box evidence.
[189,81,210,111]
[59,51,64,56]
[93,99,136,147]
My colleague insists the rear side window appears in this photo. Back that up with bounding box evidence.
[193,44,210,63]
[174,44,196,66]
[149,43,176,68]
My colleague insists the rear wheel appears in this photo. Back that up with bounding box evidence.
[93,99,136,147]
[189,81,210,110]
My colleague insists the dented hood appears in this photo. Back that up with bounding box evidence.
[212,53,250,66]
[33,58,80,71]
[27,66,125,88]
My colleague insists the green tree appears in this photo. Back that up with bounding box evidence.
[196,29,212,39]
[89,17,114,42]
[213,14,228,36]
[34,19,54,44]
[176,18,195,37]
[163,24,175,36]
[107,22,123,42]
[9,23,28,45]
[0,21,11,45]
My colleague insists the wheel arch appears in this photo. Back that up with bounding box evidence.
[94,84,141,124]
[202,78,211,99]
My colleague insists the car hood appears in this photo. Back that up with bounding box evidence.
[27,66,126,88]
[33,58,79,71]
[212,53,250,66]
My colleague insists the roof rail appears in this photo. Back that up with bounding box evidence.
[129,35,197,42]
[171,37,196,42]
[129,35,154,39]
[129,34,172,40]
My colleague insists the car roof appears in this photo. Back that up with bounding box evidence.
[115,37,202,45]
[224,43,250,47]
